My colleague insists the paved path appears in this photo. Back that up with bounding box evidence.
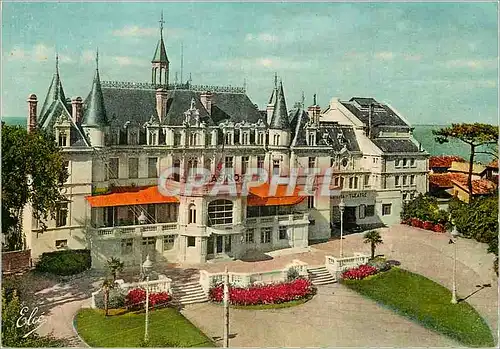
[182,283,459,347]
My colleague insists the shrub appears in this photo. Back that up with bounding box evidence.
[341,265,378,280]
[35,249,91,276]
[367,259,391,272]
[94,288,126,310]
[125,288,171,310]
[422,221,434,230]
[286,267,300,282]
[209,278,315,306]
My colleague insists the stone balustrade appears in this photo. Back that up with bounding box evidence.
[95,222,178,238]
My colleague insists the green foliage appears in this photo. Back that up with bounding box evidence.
[35,249,91,276]
[343,268,494,347]
[363,230,383,259]
[401,193,447,224]
[75,308,215,347]
[433,123,498,202]
[1,123,68,250]
[367,257,391,272]
[1,287,66,347]
[107,257,124,281]
[94,287,125,310]
[286,267,300,282]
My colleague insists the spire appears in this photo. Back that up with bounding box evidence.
[81,51,108,127]
[152,11,169,63]
[270,80,290,129]
[268,73,279,105]
[39,54,68,123]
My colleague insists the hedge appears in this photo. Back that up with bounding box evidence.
[35,249,91,276]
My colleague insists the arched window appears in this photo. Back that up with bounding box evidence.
[188,204,196,224]
[208,199,233,226]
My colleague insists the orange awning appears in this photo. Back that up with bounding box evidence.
[86,186,179,208]
[247,183,306,207]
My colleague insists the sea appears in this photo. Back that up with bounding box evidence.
[1,117,495,164]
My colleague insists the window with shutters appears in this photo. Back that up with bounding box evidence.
[148,157,158,178]
[108,158,119,179]
[128,157,139,179]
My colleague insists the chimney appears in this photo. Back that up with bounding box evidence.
[27,94,38,133]
[71,96,83,124]
[368,103,374,138]
[156,88,168,123]
[200,91,213,115]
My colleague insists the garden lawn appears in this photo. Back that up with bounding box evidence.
[75,308,215,347]
[342,268,494,347]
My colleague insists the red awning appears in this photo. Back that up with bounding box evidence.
[247,183,306,207]
[86,186,179,208]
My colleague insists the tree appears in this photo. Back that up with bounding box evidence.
[1,123,68,250]
[363,230,383,259]
[102,279,114,317]
[433,123,498,204]
[107,257,124,282]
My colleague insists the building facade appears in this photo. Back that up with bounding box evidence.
[22,19,429,268]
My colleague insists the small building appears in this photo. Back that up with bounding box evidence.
[451,177,497,203]
[429,156,465,173]
[448,161,488,179]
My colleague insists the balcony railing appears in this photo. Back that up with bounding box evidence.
[101,80,245,93]
[96,222,178,237]
[245,213,309,226]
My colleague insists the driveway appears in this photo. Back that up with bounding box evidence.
[182,224,498,347]
[182,283,459,347]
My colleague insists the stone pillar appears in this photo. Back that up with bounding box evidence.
[27,94,37,133]
[200,92,213,114]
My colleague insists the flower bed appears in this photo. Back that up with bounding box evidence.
[341,264,378,280]
[401,218,446,233]
[125,288,172,310]
[209,278,315,306]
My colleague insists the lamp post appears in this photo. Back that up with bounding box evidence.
[339,198,345,258]
[142,254,153,342]
[450,225,458,304]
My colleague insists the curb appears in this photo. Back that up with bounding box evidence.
[72,308,90,348]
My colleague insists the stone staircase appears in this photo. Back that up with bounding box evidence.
[308,266,336,286]
[170,280,208,305]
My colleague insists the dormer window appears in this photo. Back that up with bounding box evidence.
[308,132,316,146]
[224,132,233,145]
[148,131,157,146]
[58,133,67,147]
[257,132,265,145]
[241,132,249,145]
[273,134,281,146]
[128,130,138,145]
[190,132,198,146]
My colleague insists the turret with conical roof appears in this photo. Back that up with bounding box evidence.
[81,51,108,147]
[82,50,108,127]
[39,54,68,125]
[151,11,170,86]
[270,81,290,130]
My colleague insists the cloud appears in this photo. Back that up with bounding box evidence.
[33,44,53,61]
[112,25,158,37]
[404,54,422,61]
[374,51,394,60]
[6,47,26,60]
[210,56,313,71]
[445,58,497,70]
[112,56,142,66]
[245,32,278,43]
[81,50,96,64]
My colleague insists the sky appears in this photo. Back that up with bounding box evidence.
[1,1,498,125]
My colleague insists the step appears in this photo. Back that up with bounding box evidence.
[309,270,331,276]
[171,284,203,292]
[312,279,336,286]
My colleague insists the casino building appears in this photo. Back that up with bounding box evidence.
[22,17,429,268]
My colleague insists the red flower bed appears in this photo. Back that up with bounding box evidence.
[411,218,423,228]
[341,264,378,280]
[433,223,446,233]
[209,278,315,306]
[422,221,434,230]
[125,288,172,310]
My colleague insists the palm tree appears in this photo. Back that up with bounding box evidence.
[363,230,383,259]
[107,257,124,282]
[101,279,114,317]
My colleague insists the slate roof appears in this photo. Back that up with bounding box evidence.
[39,67,68,125]
[289,108,309,147]
[152,37,169,63]
[82,69,108,127]
[372,138,421,153]
[340,98,408,127]
[102,87,262,127]
[270,82,290,129]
